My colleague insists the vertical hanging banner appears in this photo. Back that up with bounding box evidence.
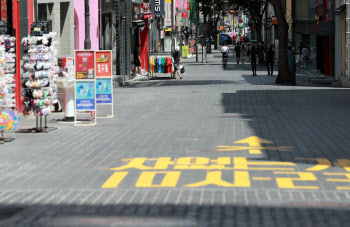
[74,50,97,126]
[165,0,172,26]
[150,0,165,16]
[95,51,114,118]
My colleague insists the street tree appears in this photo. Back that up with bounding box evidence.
[196,0,228,53]
[229,0,271,43]
[271,0,291,84]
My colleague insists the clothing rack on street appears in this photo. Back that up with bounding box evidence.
[148,52,173,79]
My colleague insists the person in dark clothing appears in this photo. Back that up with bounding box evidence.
[133,45,141,75]
[171,47,182,79]
[250,45,257,76]
[265,45,276,76]
[258,42,266,65]
[234,43,241,64]
[298,41,304,58]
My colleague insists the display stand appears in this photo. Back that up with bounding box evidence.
[148,52,173,79]
[20,32,60,133]
[74,50,97,127]
[0,35,19,143]
[96,50,113,119]
[0,130,15,144]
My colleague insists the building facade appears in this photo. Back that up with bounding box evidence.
[74,0,99,51]
[35,0,75,57]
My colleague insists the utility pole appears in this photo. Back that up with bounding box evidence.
[265,0,268,44]
[195,1,199,62]
[291,0,296,85]
[84,0,91,49]
[330,0,335,77]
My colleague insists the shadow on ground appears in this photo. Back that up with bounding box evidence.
[221,89,350,164]
[1,202,350,226]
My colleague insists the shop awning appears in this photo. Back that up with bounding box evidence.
[132,20,145,28]
[132,0,144,4]
[335,5,346,16]
[142,13,152,19]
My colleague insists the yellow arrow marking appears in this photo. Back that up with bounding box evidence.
[215,136,290,154]
[234,136,273,154]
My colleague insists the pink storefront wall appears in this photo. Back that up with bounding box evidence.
[74,0,99,50]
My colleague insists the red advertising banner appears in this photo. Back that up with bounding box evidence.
[182,12,189,18]
[96,51,112,78]
[75,50,95,79]
[1,0,7,22]
[187,1,191,10]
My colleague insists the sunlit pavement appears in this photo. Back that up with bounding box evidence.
[1,49,350,226]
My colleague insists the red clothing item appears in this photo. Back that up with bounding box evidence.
[240,37,243,42]
[166,57,172,73]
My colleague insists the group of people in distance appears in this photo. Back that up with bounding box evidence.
[221,41,276,76]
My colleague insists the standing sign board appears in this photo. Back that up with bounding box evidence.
[95,51,114,118]
[74,50,97,126]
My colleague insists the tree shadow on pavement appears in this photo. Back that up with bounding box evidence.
[221,88,350,164]
[1,202,350,226]
[240,74,332,87]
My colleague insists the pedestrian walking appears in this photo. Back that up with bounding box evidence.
[234,43,241,64]
[221,42,229,66]
[258,42,266,65]
[171,47,183,79]
[133,45,141,75]
[240,45,246,64]
[266,45,275,76]
[302,45,309,69]
[250,45,257,76]
[298,41,304,58]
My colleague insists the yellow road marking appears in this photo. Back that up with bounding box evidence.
[184,171,250,188]
[252,177,272,181]
[101,171,128,188]
[135,171,181,187]
[274,172,319,190]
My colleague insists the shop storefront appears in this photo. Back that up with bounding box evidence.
[0,1,26,142]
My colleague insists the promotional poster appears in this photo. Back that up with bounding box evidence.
[96,78,112,104]
[75,51,95,79]
[96,51,112,78]
[76,81,96,110]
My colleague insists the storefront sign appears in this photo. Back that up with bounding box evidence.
[182,46,189,58]
[75,50,95,79]
[141,3,150,14]
[96,51,112,77]
[315,4,328,18]
[272,17,278,25]
[76,81,96,110]
[151,0,165,16]
[187,1,191,10]
[182,12,189,18]
[96,78,112,104]
[164,1,172,26]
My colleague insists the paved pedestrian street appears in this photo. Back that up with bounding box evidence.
[2,50,350,226]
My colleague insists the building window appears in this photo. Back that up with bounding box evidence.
[38,4,47,20]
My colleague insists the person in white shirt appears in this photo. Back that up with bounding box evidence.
[221,42,229,63]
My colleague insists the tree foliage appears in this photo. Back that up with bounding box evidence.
[196,0,229,52]
[229,0,272,42]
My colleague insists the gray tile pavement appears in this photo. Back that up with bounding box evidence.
[1,48,350,225]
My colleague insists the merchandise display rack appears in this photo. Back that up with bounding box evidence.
[0,35,18,144]
[148,52,173,79]
[20,32,61,133]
